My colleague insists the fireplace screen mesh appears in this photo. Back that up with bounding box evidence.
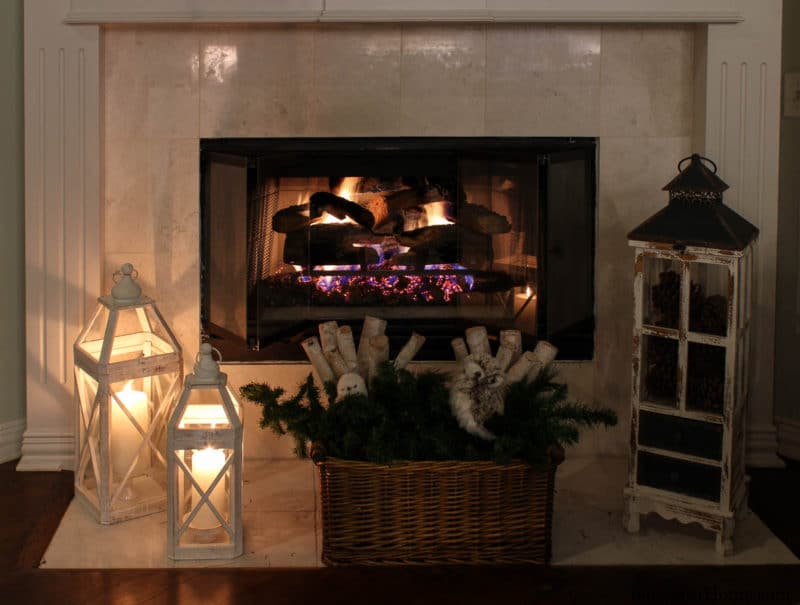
[201,138,595,361]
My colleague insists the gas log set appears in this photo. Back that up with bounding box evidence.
[258,176,520,307]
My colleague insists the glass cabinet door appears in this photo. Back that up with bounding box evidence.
[642,256,682,330]
[689,262,730,337]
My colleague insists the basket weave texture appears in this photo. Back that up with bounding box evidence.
[316,456,558,565]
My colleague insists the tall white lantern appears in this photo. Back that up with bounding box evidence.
[167,343,243,560]
[74,263,183,524]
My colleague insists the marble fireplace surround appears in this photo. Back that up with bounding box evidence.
[20,0,784,469]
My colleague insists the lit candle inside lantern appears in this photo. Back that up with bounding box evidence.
[514,285,538,332]
[191,448,227,530]
[111,381,150,484]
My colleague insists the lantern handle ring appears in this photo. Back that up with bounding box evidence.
[679,154,717,174]
[196,343,223,365]
[112,266,139,284]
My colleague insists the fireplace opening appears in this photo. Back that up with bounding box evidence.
[200,138,596,362]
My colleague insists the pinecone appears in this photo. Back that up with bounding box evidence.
[644,338,678,400]
[651,271,680,327]
[691,294,727,336]
[687,344,726,413]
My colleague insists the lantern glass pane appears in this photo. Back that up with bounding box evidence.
[689,262,729,337]
[640,335,678,408]
[686,342,725,415]
[142,304,178,354]
[178,388,232,429]
[109,378,153,483]
[176,447,233,546]
[643,256,682,330]
[77,304,111,361]
[109,307,157,363]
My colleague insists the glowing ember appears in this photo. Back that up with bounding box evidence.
[296,263,474,302]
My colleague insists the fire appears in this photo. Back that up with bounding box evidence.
[333,177,361,202]
[423,201,454,226]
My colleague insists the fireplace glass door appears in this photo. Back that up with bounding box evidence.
[201,138,595,361]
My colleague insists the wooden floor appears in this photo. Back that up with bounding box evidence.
[1,459,799,605]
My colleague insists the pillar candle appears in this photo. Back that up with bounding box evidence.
[111,382,149,483]
[191,448,227,530]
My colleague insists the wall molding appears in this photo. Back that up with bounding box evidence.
[63,0,743,24]
[746,423,785,468]
[15,430,74,471]
[0,419,26,464]
[776,417,800,462]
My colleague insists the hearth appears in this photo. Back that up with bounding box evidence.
[201,138,595,361]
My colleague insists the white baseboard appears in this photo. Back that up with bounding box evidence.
[16,430,74,471]
[746,423,785,468]
[776,417,800,462]
[0,419,26,464]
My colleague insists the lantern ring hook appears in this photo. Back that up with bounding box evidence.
[112,268,139,283]
[678,154,717,174]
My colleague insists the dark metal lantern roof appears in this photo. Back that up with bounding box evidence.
[628,154,758,251]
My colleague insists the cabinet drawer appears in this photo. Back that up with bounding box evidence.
[637,452,721,502]
[638,411,723,460]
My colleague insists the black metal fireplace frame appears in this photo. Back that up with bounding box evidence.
[200,137,596,361]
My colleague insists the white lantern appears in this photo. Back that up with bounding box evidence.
[74,263,182,524]
[167,343,243,560]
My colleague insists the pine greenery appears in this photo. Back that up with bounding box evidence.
[239,362,617,467]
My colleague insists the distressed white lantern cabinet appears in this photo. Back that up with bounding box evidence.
[624,155,757,555]
[167,343,244,560]
[74,263,183,524]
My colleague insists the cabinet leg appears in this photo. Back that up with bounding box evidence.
[623,497,640,533]
[715,520,734,556]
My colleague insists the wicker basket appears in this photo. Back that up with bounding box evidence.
[315,449,562,566]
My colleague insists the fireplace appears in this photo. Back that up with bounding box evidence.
[201,138,595,361]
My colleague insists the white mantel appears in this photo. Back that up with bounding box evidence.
[61,0,744,24]
[19,0,784,470]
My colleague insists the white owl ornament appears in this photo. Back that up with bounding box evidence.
[336,372,367,401]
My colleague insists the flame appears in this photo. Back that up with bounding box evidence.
[333,177,361,202]
[423,201,453,227]
[317,212,357,225]
[122,380,134,393]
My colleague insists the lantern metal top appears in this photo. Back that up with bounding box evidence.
[100,263,152,308]
[186,343,227,387]
[628,154,758,251]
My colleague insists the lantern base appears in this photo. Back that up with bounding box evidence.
[75,474,167,525]
[181,513,227,545]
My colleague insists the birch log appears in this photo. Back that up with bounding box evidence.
[506,350,537,384]
[495,329,522,372]
[526,341,559,381]
[301,337,335,384]
[325,350,350,378]
[319,321,339,353]
[465,326,490,358]
[357,315,387,377]
[336,326,359,372]
[368,335,390,382]
[394,332,426,370]
[451,338,469,363]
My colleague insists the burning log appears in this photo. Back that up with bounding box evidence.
[273,204,311,233]
[310,192,376,230]
[495,329,522,372]
[283,224,378,267]
[395,332,426,370]
[396,225,493,267]
[458,203,512,235]
[301,336,335,384]
[384,187,444,212]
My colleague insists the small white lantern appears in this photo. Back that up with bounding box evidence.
[167,343,243,560]
[74,263,183,524]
